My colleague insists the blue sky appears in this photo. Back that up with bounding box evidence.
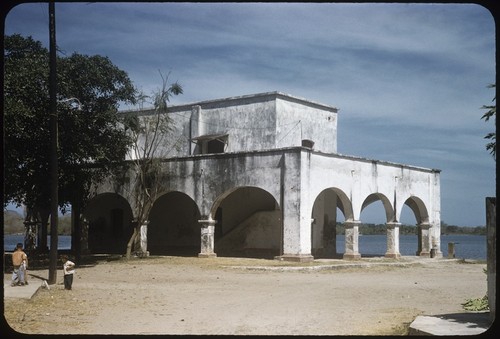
[3,2,496,226]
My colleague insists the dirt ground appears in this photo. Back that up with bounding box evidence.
[3,255,488,335]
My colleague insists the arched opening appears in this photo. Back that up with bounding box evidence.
[399,203,419,256]
[402,196,429,256]
[359,193,394,257]
[147,191,201,256]
[402,196,429,225]
[311,188,352,259]
[213,186,281,259]
[83,193,133,254]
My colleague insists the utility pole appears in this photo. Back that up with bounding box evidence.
[48,1,58,285]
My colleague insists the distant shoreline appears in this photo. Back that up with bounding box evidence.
[3,232,72,236]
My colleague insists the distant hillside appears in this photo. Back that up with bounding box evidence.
[3,210,72,235]
[3,210,24,234]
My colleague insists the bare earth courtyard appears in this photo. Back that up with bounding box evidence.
[3,256,488,335]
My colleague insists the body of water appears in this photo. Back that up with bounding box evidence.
[4,234,486,259]
[4,235,72,252]
[336,234,486,260]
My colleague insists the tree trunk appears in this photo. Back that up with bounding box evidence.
[39,208,50,252]
[71,199,82,263]
[126,226,139,259]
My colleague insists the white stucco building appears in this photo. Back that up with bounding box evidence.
[85,91,442,261]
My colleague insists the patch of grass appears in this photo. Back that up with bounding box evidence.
[462,295,489,312]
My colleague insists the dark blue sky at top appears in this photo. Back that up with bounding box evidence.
[3,2,496,226]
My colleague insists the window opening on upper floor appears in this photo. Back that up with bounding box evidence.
[191,133,228,155]
[207,138,225,154]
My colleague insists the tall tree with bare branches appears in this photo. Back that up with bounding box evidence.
[120,72,183,259]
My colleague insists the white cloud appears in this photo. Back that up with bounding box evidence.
[4,2,495,226]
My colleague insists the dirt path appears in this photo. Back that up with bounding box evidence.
[3,256,487,335]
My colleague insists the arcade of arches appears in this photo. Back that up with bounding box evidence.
[80,186,433,260]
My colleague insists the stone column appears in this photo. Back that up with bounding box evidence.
[279,217,314,262]
[385,222,401,259]
[140,221,149,256]
[417,222,431,257]
[430,227,442,258]
[343,221,361,260]
[198,219,217,258]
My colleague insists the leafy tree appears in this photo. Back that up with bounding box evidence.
[56,52,137,209]
[481,84,496,159]
[4,35,51,214]
[118,71,183,259]
[4,34,137,250]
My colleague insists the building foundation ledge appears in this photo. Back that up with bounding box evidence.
[385,253,401,259]
[278,254,314,262]
[343,253,361,260]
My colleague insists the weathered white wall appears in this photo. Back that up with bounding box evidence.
[193,97,277,153]
[304,151,440,224]
[275,97,337,153]
[96,146,440,258]
[124,92,338,159]
[303,150,441,254]
[95,92,440,259]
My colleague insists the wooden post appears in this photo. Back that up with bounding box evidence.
[447,242,455,259]
[486,197,496,322]
[48,1,59,285]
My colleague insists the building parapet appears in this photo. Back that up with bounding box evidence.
[121,91,339,115]
[121,146,439,174]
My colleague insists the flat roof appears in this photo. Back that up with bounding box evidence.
[122,91,339,114]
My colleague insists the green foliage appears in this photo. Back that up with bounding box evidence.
[4,34,137,213]
[4,35,51,211]
[462,267,489,312]
[480,84,496,159]
[153,71,183,113]
[462,296,489,312]
[441,221,486,235]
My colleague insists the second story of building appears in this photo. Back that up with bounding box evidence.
[124,91,338,160]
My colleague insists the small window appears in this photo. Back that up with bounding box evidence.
[191,133,228,154]
[207,138,225,154]
[302,139,315,149]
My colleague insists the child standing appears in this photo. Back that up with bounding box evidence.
[11,243,28,286]
[61,255,76,290]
